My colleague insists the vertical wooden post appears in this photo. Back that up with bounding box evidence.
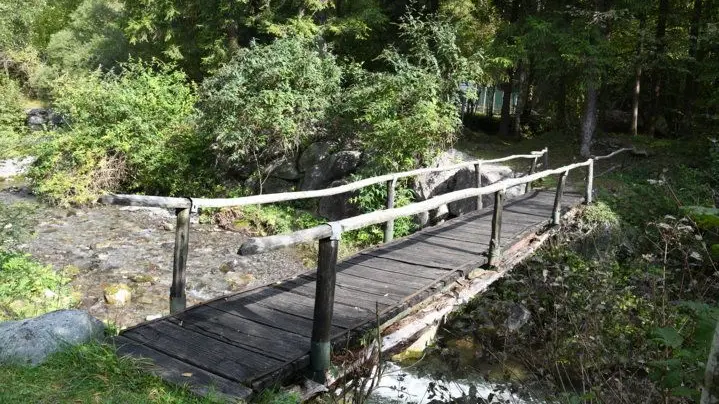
[170,206,191,314]
[310,235,339,383]
[584,159,594,204]
[488,190,504,267]
[552,171,568,226]
[526,157,538,192]
[474,163,483,210]
[383,179,396,243]
[543,149,549,170]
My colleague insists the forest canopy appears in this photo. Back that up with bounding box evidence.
[0,0,717,203]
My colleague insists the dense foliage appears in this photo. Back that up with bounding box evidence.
[198,36,342,175]
[0,76,27,157]
[28,61,207,204]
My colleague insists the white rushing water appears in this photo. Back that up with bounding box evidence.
[367,363,535,404]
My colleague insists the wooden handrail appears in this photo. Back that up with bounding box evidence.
[239,159,594,255]
[99,149,547,209]
[239,147,638,255]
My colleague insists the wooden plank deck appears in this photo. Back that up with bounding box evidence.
[114,190,584,399]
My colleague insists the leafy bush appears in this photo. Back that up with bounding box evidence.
[198,36,342,176]
[342,14,465,171]
[45,0,128,71]
[0,251,76,320]
[0,76,27,157]
[349,179,417,245]
[29,61,212,205]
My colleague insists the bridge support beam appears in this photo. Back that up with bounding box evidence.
[170,206,191,314]
[552,171,568,225]
[488,190,504,267]
[310,236,339,383]
[584,159,594,204]
[384,179,396,243]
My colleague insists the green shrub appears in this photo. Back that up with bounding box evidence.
[0,251,76,320]
[0,76,27,157]
[197,36,342,176]
[45,0,128,71]
[342,13,465,171]
[29,61,212,205]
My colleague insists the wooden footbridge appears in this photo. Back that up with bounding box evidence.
[101,148,633,400]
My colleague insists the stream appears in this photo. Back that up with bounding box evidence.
[1,165,308,328]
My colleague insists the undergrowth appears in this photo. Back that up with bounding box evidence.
[424,137,719,403]
[0,343,226,403]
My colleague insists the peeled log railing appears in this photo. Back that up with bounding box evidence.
[99,146,636,383]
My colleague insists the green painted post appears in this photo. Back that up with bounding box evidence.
[310,234,339,383]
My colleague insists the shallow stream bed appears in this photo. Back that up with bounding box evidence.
[1,178,307,328]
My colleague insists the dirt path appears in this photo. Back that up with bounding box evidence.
[1,182,307,329]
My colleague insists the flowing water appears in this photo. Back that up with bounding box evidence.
[1,167,308,328]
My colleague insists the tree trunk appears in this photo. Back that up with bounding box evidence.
[631,16,645,136]
[701,319,719,404]
[487,86,496,116]
[631,65,642,136]
[512,61,528,138]
[649,0,669,136]
[226,20,240,55]
[580,84,598,158]
[521,57,535,124]
[683,0,702,129]
[498,77,513,137]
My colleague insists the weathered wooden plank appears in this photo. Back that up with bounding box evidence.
[274,275,397,309]
[207,296,344,338]
[166,305,308,361]
[422,231,491,245]
[242,286,374,329]
[122,320,281,382]
[363,245,475,269]
[407,234,487,255]
[340,256,448,279]
[114,335,253,400]
[335,273,418,300]
[337,264,434,289]
[371,237,479,261]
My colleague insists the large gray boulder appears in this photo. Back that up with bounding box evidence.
[0,310,105,366]
[298,141,337,172]
[268,158,302,181]
[447,164,526,216]
[301,150,362,191]
[244,176,295,194]
[25,108,64,131]
[318,180,361,220]
[413,149,474,201]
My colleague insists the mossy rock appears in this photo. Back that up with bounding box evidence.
[681,206,719,230]
[712,244,719,259]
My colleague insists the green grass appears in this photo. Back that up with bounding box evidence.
[0,343,228,403]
